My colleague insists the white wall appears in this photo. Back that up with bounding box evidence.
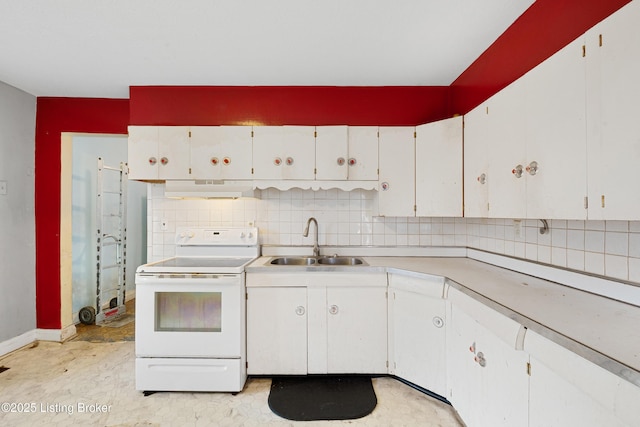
[146,185,640,285]
[72,135,146,317]
[0,81,36,342]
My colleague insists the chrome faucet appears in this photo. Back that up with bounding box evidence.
[303,217,319,257]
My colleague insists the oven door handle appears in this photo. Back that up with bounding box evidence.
[135,274,241,285]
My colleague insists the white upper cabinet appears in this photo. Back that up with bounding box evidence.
[252,125,316,180]
[463,102,491,217]
[524,37,587,220]
[315,125,349,180]
[346,126,379,181]
[378,127,416,217]
[315,126,379,181]
[485,78,528,219]
[189,126,253,180]
[128,126,191,180]
[415,116,463,217]
[586,0,640,220]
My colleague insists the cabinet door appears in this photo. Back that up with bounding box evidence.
[463,103,490,217]
[246,287,307,375]
[252,126,315,180]
[486,79,527,218]
[347,126,379,181]
[157,126,191,179]
[586,0,640,220]
[326,287,388,374]
[315,126,348,180]
[378,127,416,217]
[190,126,253,180]
[389,288,447,396]
[415,117,463,217]
[448,301,529,427]
[525,37,587,219]
[128,126,159,180]
[525,331,629,427]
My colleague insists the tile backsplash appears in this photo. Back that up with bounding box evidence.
[147,184,640,284]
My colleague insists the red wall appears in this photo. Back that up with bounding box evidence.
[129,86,453,126]
[33,0,630,329]
[35,98,129,329]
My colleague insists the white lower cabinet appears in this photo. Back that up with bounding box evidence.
[246,287,308,375]
[388,274,447,397]
[246,274,388,376]
[447,288,529,427]
[525,330,639,427]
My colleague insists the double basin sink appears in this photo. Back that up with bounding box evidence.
[269,256,367,266]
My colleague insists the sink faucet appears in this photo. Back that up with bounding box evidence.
[303,217,319,257]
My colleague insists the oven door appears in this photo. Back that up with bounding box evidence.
[135,273,244,358]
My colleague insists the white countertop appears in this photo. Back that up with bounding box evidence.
[247,254,640,386]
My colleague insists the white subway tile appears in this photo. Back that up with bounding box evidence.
[584,252,605,275]
[585,230,605,253]
[567,229,585,250]
[605,231,629,257]
[567,249,585,271]
[605,254,628,281]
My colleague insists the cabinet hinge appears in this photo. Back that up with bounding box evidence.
[251,130,254,138]
[599,34,603,47]
[414,131,417,138]
[386,361,389,368]
[189,168,192,175]
[584,196,588,209]
[246,292,248,300]
[314,131,317,138]
[485,106,489,115]
[527,362,531,376]
[251,167,254,175]
[413,205,417,212]
[188,130,192,138]
[246,361,248,368]
[314,168,317,175]
[582,44,586,57]
[601,195,605,208]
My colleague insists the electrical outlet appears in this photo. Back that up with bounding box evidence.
[513,220,522,239]
[161,218,168,231]
[0,181,7,195]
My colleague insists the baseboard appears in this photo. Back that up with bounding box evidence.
[0,329,37,358]
[36,324,77,343]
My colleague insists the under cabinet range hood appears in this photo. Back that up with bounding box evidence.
[164,180,259,199]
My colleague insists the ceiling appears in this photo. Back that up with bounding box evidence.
[0,0,534,99]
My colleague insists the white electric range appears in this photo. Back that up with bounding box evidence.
[135,227,259,394]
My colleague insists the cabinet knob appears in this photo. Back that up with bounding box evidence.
[286,157,294,166]
[160,157,169,166]
[223,157,231,165]
[526,161,538,176]
[432,316,444,328]
[337,157,346,166]
[381,182,390,191]
[148,157,157,166]
[295,306,305,316]
[511,164,523,178]
[329,305,339,315]
[210,157,219,166]
[348,158,357,166]
[477,173,486,185]
[274,157,282,166]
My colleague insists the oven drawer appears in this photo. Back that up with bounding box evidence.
[136,357,246,392]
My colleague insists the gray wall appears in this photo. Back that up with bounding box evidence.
[0,81,36,342]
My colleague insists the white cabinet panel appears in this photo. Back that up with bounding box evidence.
[447,292,529,427]
[389,285,447,396]
[326,286,388,374]
[586,0,640,220]
[525,37,587,220]
[378,127,416,217]
[253,126,315,180]
[347,126,379,181]
[463,103,490,217]
[525,330,632,427]
[315,125,348,180]
[127,126,191,180]
[416,116,463,217]
[246,287,307,375]
[190,126,253,180]
[486,79,528,219]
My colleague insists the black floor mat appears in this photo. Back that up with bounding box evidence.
[268,375,377,421]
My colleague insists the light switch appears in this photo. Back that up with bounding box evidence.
[0,181,7,195]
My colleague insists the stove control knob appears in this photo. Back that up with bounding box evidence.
[248,232,254,239]
[240,232,246,238]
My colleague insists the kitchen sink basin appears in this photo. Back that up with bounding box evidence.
[268,256,367,266]
[270,257,317,265]
[316,256,365,266]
